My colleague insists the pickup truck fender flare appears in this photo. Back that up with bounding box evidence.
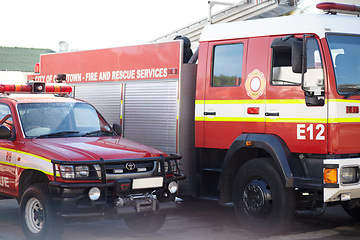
[218,133,295,203]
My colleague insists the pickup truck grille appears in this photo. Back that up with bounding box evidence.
[105,161,155,174]
[51,154,182,182]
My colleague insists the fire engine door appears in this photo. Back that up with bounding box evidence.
[0,103,17,195]
[265,36,327,154]
[203,40,248,149]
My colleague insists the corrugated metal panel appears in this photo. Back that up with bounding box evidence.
[150,0,297,51]
[123,81,178,154]
[73,82,121,125]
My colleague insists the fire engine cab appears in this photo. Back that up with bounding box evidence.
[0,79,184,240]
[27,2,360,236]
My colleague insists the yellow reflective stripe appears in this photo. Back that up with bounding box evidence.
[18,166,54,176]
[203,117,244,122]
[328,99,360,103]
[0,147,51,163]
[329,118,360,123]
[197,99,243,104]
[0,147,16,153]
[266,99,305,104]
[197,98,360,104]
[0,147,56,176]
[196,99,306,105]
[244,117,264,122]
[200,117,327,123]
[0,161,16,167]
[17,150,51,163]
[266,118,327,123]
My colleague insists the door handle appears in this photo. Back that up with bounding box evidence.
[204,112,216,116]
[265,112,279,117]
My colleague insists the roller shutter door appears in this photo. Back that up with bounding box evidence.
[73,82,121,126]
[123,81,178,154]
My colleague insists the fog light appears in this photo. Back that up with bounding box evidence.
[341,167,360,184]
[341,193,351,201]
[88,187,101,201]
[168,181,178,194]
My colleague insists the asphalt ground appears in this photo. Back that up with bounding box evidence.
[0,198,360,240]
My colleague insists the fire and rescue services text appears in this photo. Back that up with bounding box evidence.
[34,68,169,83]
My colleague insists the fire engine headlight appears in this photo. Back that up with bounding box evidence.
[75,165,89,177]
[59,165,75,179]
[168,181,178,194]
[88,187,101,201]
[341,167,360,184]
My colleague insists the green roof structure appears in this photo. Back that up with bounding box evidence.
[0,47,55,72]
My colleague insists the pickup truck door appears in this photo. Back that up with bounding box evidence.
[0,103,17,196]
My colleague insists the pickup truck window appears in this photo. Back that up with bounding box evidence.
[0,104,13,131]
[17,102,113,138]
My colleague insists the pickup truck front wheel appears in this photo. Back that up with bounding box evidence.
[19,183,64,240]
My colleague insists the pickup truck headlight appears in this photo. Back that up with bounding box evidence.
[75,165,89,177]
[59,165,89,179]
[59,165,75,179]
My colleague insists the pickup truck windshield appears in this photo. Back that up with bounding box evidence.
[327,34,360,96]
[17,102,114,138]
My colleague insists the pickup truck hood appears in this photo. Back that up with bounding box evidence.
[29,136,164,161]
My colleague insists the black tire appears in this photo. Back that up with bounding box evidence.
[233,158,295,235]
[342,199,360,220]
[19,183,64,240]
[125,210,166,234]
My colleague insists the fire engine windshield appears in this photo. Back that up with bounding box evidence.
[327,34,360,96]
[17,102,114,138]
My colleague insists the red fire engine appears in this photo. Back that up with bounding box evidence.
[27,2,360,235]
[0,80,184,239]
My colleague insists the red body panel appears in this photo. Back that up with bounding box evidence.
[31,42,181,83]
[195,35,333,154]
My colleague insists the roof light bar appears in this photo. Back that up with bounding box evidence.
[0,82,72,94]
[317,2,360,15]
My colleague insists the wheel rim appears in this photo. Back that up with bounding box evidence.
[243,178,272,218]
[25,197,44,234]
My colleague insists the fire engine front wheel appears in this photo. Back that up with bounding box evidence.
[19,183,64,240]
[124,210,166,234]
[342,199,360,220]
[232,158,295,235]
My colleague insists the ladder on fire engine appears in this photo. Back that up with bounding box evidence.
[150,0,299,50]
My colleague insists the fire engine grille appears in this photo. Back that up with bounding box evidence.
[105,161,155,174]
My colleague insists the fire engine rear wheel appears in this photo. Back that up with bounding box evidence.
[20,183,64,240]
[125,209,166,234]
[342,199,360,220]
[233,158,295,235]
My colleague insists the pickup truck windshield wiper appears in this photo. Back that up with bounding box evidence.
[344,89,360,99]
[36,131,80,139]
[82,130,114,137]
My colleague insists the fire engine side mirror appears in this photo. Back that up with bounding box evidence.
[113,123,122,136]
[0,125,11,139]
[292,41,307,74]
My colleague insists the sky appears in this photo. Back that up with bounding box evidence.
[0,0,320,51]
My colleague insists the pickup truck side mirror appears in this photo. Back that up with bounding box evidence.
[113,123,122,136]
[0,125,11,139]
